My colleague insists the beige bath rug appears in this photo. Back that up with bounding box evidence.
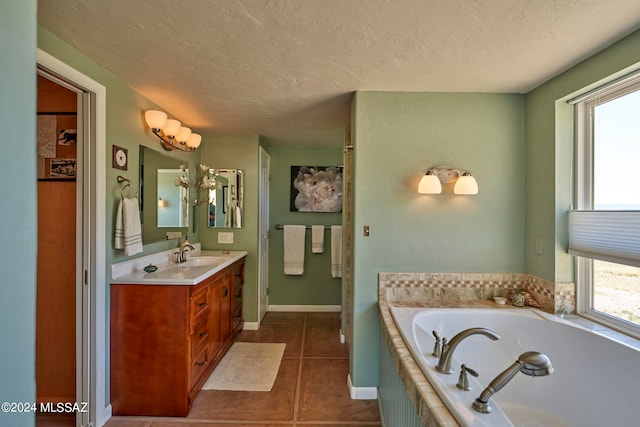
[202,342,285,392]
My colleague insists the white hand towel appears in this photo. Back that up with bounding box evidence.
[283,225,306,275]
[115,197,143,256]
[331,225,342,278]
[235,205,242,228]
[311,225,325,253]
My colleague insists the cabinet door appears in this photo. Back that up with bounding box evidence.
[208,281,223,358]
[220,276,232,341]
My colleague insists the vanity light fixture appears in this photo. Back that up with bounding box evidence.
[158,197,169,207]
[418,166,478,195]
[144,109,202,152]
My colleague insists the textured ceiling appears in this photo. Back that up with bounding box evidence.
[38,0,640,146]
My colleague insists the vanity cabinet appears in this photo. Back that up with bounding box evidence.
[110,258,245,416]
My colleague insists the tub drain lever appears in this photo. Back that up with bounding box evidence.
[457,364,479,391]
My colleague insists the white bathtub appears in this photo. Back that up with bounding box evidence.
[389,306,640,427]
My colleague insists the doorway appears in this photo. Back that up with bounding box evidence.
[36,49,107,427]
[35,73,79,427]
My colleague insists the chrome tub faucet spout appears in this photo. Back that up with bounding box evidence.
[472,351,553,414]
[435,328,500,374]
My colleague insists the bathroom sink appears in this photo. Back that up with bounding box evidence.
[181,256,226,267]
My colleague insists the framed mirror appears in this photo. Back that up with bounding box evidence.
[157,168,189,228]
[208,168,243,228]
[139,146,189,243]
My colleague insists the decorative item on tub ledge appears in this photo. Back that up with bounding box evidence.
[418,166,478,195]
[144,109,202,152]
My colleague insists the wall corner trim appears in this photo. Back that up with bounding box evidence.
[347,374,377,400]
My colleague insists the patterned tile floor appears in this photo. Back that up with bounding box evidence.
[66,312,380,427]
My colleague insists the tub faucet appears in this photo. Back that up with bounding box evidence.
[436,328,500,374]
[472,351,553,414]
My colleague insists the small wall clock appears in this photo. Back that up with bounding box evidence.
[112,145,128,171]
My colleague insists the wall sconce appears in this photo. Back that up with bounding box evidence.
[144,110,202,152]
[158,197,169,207]
[418,166,478,195]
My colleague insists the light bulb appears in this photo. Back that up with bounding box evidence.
[176,127,192,144]
[162,119,181,138]
[418,172,442,194]
[144,110,167,130]
[454,172,478,195]
[187,133,202,149]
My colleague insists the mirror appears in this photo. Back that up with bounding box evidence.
[139,146,189,243]
[208,169,244,228]
[157,168,189,227]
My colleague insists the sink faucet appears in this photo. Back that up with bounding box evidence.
[177,243,195,263]
[472,351,553,413]
[436,328,500,374]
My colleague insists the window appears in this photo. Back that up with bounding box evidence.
[571,74,640,338]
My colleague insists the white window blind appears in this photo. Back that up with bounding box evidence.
[568,210,640,267]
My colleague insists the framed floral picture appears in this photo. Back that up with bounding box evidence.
[290,166,343,212]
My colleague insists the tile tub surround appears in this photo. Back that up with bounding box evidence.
[378,272,576,314]
[378,272,574,427]
[379,298,509,427]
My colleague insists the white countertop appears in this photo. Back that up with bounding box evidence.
[111,249,247,285]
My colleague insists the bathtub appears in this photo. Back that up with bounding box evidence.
[389,306,640,427]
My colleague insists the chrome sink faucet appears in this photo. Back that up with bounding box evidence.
[176,243,195,263]
[435,328,500,374]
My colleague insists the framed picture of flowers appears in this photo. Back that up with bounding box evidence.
[289,166,343,212]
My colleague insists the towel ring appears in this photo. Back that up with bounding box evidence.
[117,175,136,199]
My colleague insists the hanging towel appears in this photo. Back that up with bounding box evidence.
[283,225,306,275]
[235,205,242,228]
[331,225,342,278]
[115,197,144,256]
[311,225,325,253]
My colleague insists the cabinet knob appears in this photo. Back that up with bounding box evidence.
[196,361,205,367]
[199,332,206,337]
[223,286,229,297]
[199,302,206,307]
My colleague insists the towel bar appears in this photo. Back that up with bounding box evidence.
[274,224,338,230]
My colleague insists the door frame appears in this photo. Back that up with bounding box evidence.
[37,49,108,427]
[258,146,270,325]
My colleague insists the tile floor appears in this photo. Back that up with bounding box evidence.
[103,311,381,427]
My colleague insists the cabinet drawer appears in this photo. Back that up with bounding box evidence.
[191,319,209,357]
[190,287,210,322]
[190,347,209,389]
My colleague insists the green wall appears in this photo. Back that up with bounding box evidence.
[38,27,202,270]
[266,146,344,306]
[199,135,260,321]
[525,28,640,283]
[0,2,37,426]
[37,26,202,405]
[352,92,525,386]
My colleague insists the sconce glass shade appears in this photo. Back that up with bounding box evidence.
[163,119,182,138]
[418,172,442,194]
[186,133,202,149]
[158,197,168,207]
[176,126,192,144]
[145,110,167,130]
[454,172,478,195]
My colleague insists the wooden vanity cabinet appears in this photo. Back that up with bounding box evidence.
[110,258,245,416]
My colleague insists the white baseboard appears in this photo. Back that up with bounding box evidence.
[243,321,259,330]
[268,304,342,312]
[347,374,377,400]
[97,403,112,426]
